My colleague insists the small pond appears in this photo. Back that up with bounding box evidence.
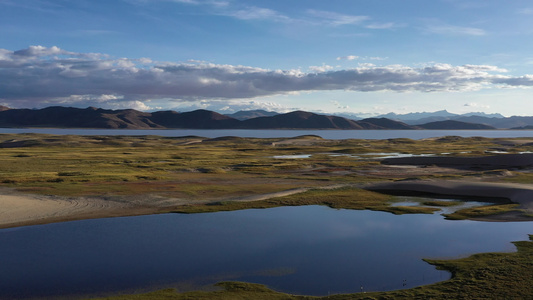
[0,204,531,299]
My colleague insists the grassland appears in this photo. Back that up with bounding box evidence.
[1,133,532,222]
[0,133,527,196]
[1,133,530,218]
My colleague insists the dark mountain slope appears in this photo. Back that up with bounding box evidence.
[95,108,162,128]
[0,106,161,129]
[454,115,533,129]
[226,110,279,120]
[359,118,417,129]
[240,111,367,129]
[150,109,240,129]
[0,106,501,130]
[417,120,496,130]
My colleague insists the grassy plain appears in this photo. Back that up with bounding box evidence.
[2,133,533,299]
[1,133,530,217]
[0,133,527,195]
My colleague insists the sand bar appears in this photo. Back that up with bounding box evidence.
[0,189,138,228]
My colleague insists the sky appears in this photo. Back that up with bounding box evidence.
[1,0,533,117]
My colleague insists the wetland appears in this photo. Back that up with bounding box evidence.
[1,133,533,299]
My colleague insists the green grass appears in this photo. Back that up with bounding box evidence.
[501,172,533,184]
[173,187,440,215]
[0,133,529,216]
[0,134,366,195]
[0,134,526,193]
[443,203,522,220]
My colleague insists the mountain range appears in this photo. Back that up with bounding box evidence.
[372,110,533,129]
[0,106,526,130]
[229,109,533,129]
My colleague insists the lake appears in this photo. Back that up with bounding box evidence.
[2,128,533,139]
[0,204,531,299]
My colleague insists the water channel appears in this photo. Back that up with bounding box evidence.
[0,203,531,299]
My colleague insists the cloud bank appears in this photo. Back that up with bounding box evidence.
[1,46,533,109]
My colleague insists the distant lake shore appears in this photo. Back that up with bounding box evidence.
[2,128,533,139]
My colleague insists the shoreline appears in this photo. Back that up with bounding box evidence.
[367,180,533,220]
[2,179,533,229]
[0,189,144,229]
[0,184,355,229]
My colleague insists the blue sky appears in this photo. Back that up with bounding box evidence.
[1,0,533,116]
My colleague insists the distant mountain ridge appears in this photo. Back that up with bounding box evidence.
[417,120,496,130]
[374,110,517,128]
[0,107,393,129]
[225,110,279,120]
[240,111,386,129]
[379,110,459,121]
[0,106,525,130]
[378,110,505,121]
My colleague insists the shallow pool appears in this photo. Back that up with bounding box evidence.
[0,205,530,299]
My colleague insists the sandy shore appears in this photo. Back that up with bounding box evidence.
[2,179,532,229]
[0,189,138,228]
[0,184,355,229]
[2,179,533,228]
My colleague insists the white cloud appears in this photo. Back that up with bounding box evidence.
[336,55,387,61]
[330,100,349,110]
[365,22,395,29]
[169,99,287,113]
[111,100,152,110]
[2,46,533,109]
[51,94,152,110]
[493,74,533,87]
[13,45,64,57]
[221,6,291,22]
[128,1,395,32]
[171,0,200,4]
[127,0,201,5]
[358,63,376,68]
[127,1,293,23]
[337,55,359,61]
[425,24,486,36]
[368,56,388,61]
[464,102,490,109]
[306,9,370,26]
[309,64,334,73]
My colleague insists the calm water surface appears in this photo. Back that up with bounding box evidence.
[0,205,531,299]
[2,128,533,139]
